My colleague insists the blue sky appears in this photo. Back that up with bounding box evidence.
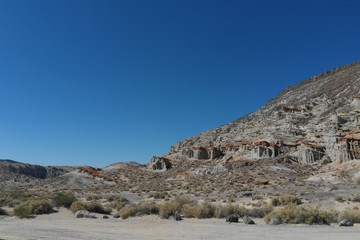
[0,0,359,167]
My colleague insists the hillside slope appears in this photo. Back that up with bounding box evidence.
[164,62,360,167]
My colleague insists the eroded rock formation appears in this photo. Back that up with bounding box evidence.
[156,62,360,169]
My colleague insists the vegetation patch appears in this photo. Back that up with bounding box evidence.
[119,201,160,219]
[264,205,338,225]
[70,201,111,214]
[52,191,76,208]
[0,207,8,215]
[272,193,301,206]
[339,208,360,223]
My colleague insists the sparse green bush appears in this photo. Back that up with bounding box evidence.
[13,205,31,218]
[52,191,76,208]
[264,205,337,225]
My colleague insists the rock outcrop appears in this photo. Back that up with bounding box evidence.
[159,62,360,168]
[148,156,174,170]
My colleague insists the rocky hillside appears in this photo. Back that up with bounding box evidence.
[160,62,360,168]
[0,159,75,188]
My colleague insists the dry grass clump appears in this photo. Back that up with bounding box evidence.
[350,195,360,202]
[119,201,160,219]
[159,195,196,219]
[28,199,54,215]
[107,196,130,212]
[13,199,54,218]
[69,201,111,214]
[264,205,337,225]
[214,204,241,218]
[271,193,301,206]
[148,191,167,199]
[182,201,216,218]
[70,201,87,213]
[339,208,360,223]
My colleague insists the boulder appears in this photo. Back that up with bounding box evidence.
[339,219,354,227]
[226,214,239,223]
[243,216,255,224]
[75,210,89,218]
[113,213,120,219]
[268,217,281,225]
[169,211,182,221]
[103,215,109,219]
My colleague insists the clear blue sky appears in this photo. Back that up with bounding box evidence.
[0,0,359,167]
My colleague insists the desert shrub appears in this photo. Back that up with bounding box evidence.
[214,204,241,218]
[13,205,31,218]
[119,201,160,219]
[52,191,76,208]
[354,177,360,185]
[70,201,88,213]
[119,205,137,219]
[106,195,129,203]
[351,195,360,202]
[335,196,344,202]
[136,201,160,215]
[197,201,216,218]
[0,207,8,215]
[182,201,216,219]
[69,200,111,214]
[86,201,111,214]
[245,205,273,218]
[108,196,130,211]
[148,191,167,199]
[271,197,281,206]
[159,195,196,219]
[339,208,360,223]
[273,193,301,206]
[264,205,337,225]
[27,199,53,215]
[182,204,201,218]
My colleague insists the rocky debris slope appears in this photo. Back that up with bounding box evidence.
[161,62,360,168]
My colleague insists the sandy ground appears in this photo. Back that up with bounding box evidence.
[1,209,360,240]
